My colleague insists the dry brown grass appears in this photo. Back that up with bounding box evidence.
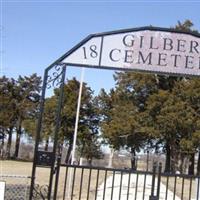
[0,160,32,176]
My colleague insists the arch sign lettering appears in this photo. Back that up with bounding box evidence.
[60,27,200,77]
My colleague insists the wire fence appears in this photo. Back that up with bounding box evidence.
[0,174,31,200]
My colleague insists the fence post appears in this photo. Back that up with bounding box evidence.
[156,162,162,199]
[149,162,158,200]
[197,177,200,200]
[53,155,61,200]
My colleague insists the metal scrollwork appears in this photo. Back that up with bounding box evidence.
[32,184,49,200]
[46,64,65,89]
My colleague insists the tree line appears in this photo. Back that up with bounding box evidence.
[98,72,200,175]
[1,20,200,175]
[0,74,41,158]
[97,21,200,175]
[0,75,102,165]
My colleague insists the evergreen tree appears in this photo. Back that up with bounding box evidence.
[98,74,153,169]
[0,74,41,158]
[52,78,101,164]
[0,76,17,158]
[14,74,41,158]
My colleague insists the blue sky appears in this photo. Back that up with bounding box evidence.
[1,1,200,95]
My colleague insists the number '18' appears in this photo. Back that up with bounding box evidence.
[83,45,98,59]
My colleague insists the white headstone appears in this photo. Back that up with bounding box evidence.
[0,181,5,200]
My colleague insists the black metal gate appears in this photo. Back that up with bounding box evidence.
[51,163,200,200]
[29,27,200,200]
[29,63,67,200]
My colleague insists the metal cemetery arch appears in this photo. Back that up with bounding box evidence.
[29,26,200,199]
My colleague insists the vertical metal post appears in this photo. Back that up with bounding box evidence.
[149,162,157,200]
[62,166,68,200]
[29,69,48,200]
[48,65,67,199]
[146,150,149,171]
[71,67,85,165]
[197,177,200,200]
[156,162,162,199]
[53,155,61,200]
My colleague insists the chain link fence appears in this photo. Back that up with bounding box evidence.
[0,174,31,200]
